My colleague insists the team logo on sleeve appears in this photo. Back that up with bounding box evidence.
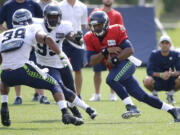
[107,40,116,46]
[56,33,65,39]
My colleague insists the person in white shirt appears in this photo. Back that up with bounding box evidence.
[0,9,84,127]
[34,4,97,119]
[59,0,88,98]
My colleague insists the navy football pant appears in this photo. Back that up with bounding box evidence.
[44,66,76,101]
[58,66,76,92]
[1,64,61,95]
[106,60,163,109]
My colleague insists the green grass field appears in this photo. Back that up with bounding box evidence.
[0,67,180,135]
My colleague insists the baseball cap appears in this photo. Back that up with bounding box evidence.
[159,35,171,43]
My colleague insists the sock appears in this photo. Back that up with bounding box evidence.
[1,95,8,103]
[122,97,134,105]
[161,102,174,111]
[16,96,22,98]
[168,90,174,96]
[57,100,67,110]
[73,96,89,110]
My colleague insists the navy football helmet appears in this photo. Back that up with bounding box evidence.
[12,9,33,28]
[89,11,109,37]
[43,3,62,29]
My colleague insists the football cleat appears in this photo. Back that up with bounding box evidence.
[39,96,50,104]
[122,104,141,119]
[68,106,82,119]
[168,108,180,122]
[1,103,11,126]
[86,107,97,119]
[62,113,84,126]
[13,97,22,105]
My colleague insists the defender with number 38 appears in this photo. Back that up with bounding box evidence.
[0,9,84,127]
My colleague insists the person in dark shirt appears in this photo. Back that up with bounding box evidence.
[0,0,42,31]
[0,0,50,105]
[143,35,180,104]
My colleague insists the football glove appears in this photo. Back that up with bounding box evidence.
[59,52,73,71]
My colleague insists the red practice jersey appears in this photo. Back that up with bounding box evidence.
[84,24,128,69]
[88,8,124,25]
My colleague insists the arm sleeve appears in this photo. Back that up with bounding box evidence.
[119,39,133,49]
[64,21,74,35]
[175,52,180,72]
[147,52,156,76]
[116,25,128,45]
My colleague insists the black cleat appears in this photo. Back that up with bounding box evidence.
[39,96,50,104]
[122,104,141,119]
[168,108,180,122]
[1,103,11,126]
[86,107,97,119]
[69,106,82,119]
[62,113,84,126]
[13,97,22,105]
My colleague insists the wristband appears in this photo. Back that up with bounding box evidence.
[101,48,108,56]
[111,56,119,65]
[159,73,163,78]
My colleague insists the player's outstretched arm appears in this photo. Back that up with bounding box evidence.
[35,31,60,54]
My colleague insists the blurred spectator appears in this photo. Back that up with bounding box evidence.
[0,0,50,105]
[143,35,180,104]
[0,0,42,31]
[88,0,124,101]
[36,0,59,11]
[59,0,88,98]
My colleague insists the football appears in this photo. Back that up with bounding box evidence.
[109,53,118,59]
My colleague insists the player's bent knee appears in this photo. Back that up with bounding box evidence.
[50,85,63,95]
[106,75,113,85]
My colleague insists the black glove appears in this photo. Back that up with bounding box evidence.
[74,31,83,45]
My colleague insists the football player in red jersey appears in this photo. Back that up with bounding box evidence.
[84,11,180,122]
[88,0,124,101]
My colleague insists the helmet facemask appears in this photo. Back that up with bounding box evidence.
[90,23,107,37]
[43,4,62,30]
[45,13,61,29]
